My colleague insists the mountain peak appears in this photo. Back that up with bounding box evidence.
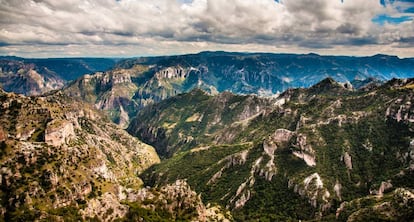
[308,77,351,94]
[372,54,399,59]
[311,77,338,88]
[306,52,320,57]
[383,77,414,89]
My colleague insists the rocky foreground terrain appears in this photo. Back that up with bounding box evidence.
[0,89,228,221]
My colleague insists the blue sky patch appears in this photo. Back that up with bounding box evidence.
[404,7,414,13]
[372,14,413,25]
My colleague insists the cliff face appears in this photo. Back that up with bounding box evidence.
[0,89,162,221]
[63,52,414,127]
[44,120,75,147]
[0,60,65,95]
[133,78,414,221]
[63,66,144,127]
[127,89,273,157]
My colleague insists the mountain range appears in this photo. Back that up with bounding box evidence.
[129,77,414,221]
[0,51,414,221]
[0,57,117,95]
[64,52,414,126]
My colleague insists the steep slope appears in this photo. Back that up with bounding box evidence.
[0,57,116,96]
[128,89,274,157]
[63,65,148,128]
[131,78,414,221]
[65,51,413,126]
[0,89,160,220]
[0,88,230,221]
[0,59,65,95]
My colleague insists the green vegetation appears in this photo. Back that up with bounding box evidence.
[135,79,414,220]
[234,176,315,221]
[2,76,414,221]
[143,143,254,204]
[118,202,172,222]
[129,89,273,157]
[116,198,201,222]
[334,188,414,222]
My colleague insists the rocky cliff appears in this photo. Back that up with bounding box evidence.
[64,65,148,128]
[0,89,163,220]
[63,52,414,126]
[0,59,65,95]
[127,89,274,157]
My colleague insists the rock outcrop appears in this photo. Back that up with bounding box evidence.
[81,193,128,221]
[336,188,414,221]
[123,180,231,221]
[343,152,353,170]
[0,126,6,142]
[0,90,160,221]
[45,120,75,147]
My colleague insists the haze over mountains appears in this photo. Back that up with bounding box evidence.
[3,51,410,126]
[0,56,117,95]
[0,51,414,221]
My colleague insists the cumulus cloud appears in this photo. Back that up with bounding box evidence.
[0,0,413,57]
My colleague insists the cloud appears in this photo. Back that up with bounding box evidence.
[0,0,413,57]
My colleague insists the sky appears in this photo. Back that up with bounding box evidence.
[0,0,413,58]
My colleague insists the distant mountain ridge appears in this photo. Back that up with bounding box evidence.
[117,52,413,87]
[0,56,118,81]
[64,51,414,126]
[0,57,117,96]
[0,59,65,95]
[1,52,413,124]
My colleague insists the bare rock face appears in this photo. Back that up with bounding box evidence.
[292,151,316,167]
[81,193,129,221]
[45,120,75,147]
[155,66,189,79]
[0,126,6,142]
[64,68,140,126]
[343,152,353,170]
[292,134,316,167]
[260,129,295,181]
[262,142,277,181]
[289,172,331,215]
[385,93,414,123]
[370,181,393,196]
[127,180,231,221]
[378,181,393,196]
[272,128,295,143]
[334,181,342,201]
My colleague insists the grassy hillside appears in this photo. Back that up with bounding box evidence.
[132,78,414,220]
